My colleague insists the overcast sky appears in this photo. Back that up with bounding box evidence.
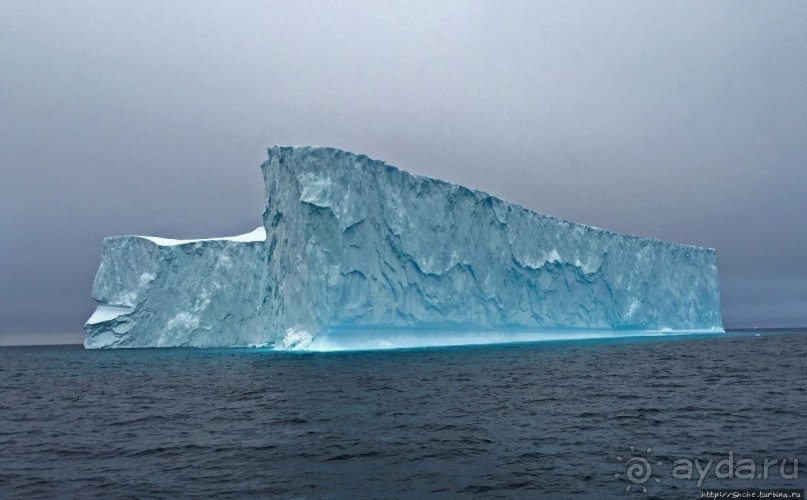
[1,1,806,344]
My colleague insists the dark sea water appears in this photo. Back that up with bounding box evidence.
[1,331,806,499]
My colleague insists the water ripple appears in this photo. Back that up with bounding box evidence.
[1,331,806,498]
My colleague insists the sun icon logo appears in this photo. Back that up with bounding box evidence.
[615,446,663,494]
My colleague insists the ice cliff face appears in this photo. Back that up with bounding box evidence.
[84,228,269,348]
[84,146,723,349]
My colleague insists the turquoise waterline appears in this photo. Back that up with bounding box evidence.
[71,328,803,355]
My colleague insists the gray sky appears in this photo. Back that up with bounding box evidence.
[1,1,806,344]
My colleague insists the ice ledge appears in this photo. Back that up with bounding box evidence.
[85,304,134,325]
[242,326,727,352]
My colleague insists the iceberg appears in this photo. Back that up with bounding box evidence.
[84,146,723,349]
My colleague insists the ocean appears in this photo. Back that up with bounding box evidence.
[1,331,805,498]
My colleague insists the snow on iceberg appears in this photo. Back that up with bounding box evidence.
[84,146,723,349]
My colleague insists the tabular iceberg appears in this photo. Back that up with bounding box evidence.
[84,146,723,349]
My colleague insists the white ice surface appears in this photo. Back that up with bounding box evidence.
[138,227,266,246]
